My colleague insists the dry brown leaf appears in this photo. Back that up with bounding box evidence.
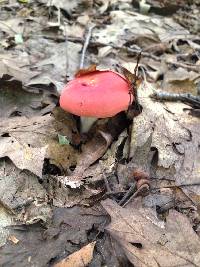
[130,82,200,204]
[102,198,200,267]
[44,174,103,207]
[0,112,78,177]
[54,242,96,267]
[0,53,39,83]
[0,205,105,266]
[8,235,19,244]
[26,39,81,91]
[75,64,97,77]
[60,23,84,38]
[0,82,53,118]
[0,136,46,178]
[51,130,128,205]
[0,204,13,247]
[162,67,200,94]
[0,18,24,37]
[74,131,112,176]
[87,129,129,182]
[0,159,52,224]
[59,131,113,188]
[93,10,188,47]
[0,39,81,91]
[47,0,82,14]
[0,81,57,119]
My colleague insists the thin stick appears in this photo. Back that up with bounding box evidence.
[122,184,149,207]
[134,51,142,79]
[130,51,142,112]
[119,183,136,206]
[79,23,95,69]
[64,24,69,78]
[151,91,200,108]
[102,172,112,193]
[35,34,200,71]
[57,8,61,26]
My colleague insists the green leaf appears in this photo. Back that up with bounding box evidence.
[14,34,23,44]
[58,134,70,145]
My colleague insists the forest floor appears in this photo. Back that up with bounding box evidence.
[0,0,200,266]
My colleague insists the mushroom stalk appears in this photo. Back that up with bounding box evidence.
[80,117,98,133]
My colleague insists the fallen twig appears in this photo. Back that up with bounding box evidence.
[151,91,200,108]
[40,34,160,61]
[102,172,112,194]
[122,183,150,207]
[119,183,136,206]
[63,23,69,78]
[40,34,200,72]
[165,59,200,72]
[80,23,95,69]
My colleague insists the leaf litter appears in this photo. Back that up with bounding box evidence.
[0,0,200,266]
[102,198,200,267]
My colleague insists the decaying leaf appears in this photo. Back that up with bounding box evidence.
[0,205,105,267]
[59,131,113,188]
[54,242,96,267]
[102,198,200,267]
[130,82,200,204]
[162,67,200,94]
[0,40,81,90]
[26,39,82,90]
[50,129,128,205]
[93,10,188,47]
[83,129,129,184]
[0,1,200,266]
[0,18,24,37]
[0,204,13,247]
[0,53,39,83]
[47,0,83,14]
[75,64,97,77]
[0,159,52,224]
[8,235,19,245]
[0,81,57,118]
[44,174,103,208]
[74,131,113,177]
[0,112,78,177]
[0,136,47,178]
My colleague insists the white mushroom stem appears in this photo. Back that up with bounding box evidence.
[80,116,98,133]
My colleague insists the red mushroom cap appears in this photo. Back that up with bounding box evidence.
[60,70,133,118]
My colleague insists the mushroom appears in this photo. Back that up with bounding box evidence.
[59,70,134,132]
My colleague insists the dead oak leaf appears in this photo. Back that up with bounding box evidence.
[0,81,57,119]
[8,235,19,245]
[0,136,46,178]
[0,206,104,267]
[102,199,200,267]
[47,0,82,14]
[0,39,81,90]
[26,39,82,91]
[54,242,96,267]
[0,53,39,83]
[0,113,78,177]
[0,159,51,224]
[59,131,113,188]
[130,82,200,204]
